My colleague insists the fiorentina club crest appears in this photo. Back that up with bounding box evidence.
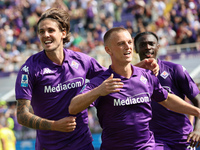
[140,75,147,84]
[160,71,169,79]
[71,60,79,69]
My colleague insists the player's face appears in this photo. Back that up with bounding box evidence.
[135,34,159,61]
[107,31,133,65]
[38,19,66,52]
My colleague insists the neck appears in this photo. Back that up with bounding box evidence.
[45,49,64,65]
[111,63,132,78]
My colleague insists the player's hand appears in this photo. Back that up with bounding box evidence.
[144,58,159,76]
[51,116,76,132]
[187,129,200,148]
[97,73,123,96]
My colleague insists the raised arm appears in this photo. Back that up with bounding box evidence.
[17,99,76,132]
[69,74,123,115]
[134,58,159,76]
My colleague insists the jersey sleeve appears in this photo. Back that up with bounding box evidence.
[151,75,169,102]
[80,76,103,107]
[15,61,35,101]
[174,65,200,100]
[86,57,106,79]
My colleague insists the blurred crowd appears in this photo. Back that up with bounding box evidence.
[0,0,200,141]
[0,101,36,141]
[0,0,200,71]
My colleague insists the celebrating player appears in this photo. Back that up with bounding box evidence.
[69,27,200,150]
[134,31,200,149]
[15,8,160,150]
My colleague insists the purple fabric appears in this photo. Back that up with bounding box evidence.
[149,59,200,149]
[15,48,105,149]
[82,65,168,150]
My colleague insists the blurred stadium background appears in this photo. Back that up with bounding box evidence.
[0,0,200,149]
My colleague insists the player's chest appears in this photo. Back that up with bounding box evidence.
[35,64,86,88]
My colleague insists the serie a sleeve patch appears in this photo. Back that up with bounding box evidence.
[21,74,28,87]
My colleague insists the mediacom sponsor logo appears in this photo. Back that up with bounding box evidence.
[114,93,151,106]
[44,77,84,93]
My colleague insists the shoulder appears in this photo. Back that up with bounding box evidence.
[19,51,49,77]
[21,51,45,71]
[89,69,110,83]
[65,48,105,74]
[133,65,154,77]
[25,51,44,63]
[66,49,93,62]
[159,59,182,70]
[159,59,189,79]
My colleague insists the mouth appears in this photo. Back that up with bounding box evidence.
[44,40,53,45]
[124,51,131,56]
[144,51,154,58]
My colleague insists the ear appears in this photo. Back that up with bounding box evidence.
[62,30,67,38]
[157,44,160,49]
[105,46,112,55]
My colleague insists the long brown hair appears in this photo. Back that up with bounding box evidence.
[37,7,71,44]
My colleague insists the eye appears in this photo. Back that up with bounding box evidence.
[149,42,155,46]
[38,30,44,35]
[140,43,145,47]
[48,29,55,33]
[117,42,124,46]
[128,40,132,44]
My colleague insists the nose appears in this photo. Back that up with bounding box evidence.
[125,42,132,49]
[44,31,50,37]
[146,44,151,49]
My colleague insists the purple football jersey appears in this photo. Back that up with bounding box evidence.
[81,65,168,150]
[15,48,105,150]
[149,59,200,148]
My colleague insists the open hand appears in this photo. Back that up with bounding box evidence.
[97,73,124,96]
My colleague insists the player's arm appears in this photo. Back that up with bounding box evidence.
[190,94,200,125]
[185,97,195,125]
[186,95,200,126]
[159,93,200,147]
[186,94,200,148]
[28,104,34,114]
[188,114,195,126]
[159,93,200,119]
[173,65,200,147]
[17,99,76,132]
[69,87,101,115]
[134,58,159,76]
[69,74,123,115]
